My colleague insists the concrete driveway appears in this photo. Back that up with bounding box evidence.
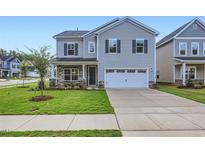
[106,88,205,137]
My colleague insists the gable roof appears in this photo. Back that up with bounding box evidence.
[157,18,205,48]
[53,30,90,39]
[83,16,159,37]
[53,17,159,39]
[0,55,11,61]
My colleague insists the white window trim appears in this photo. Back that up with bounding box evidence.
[191,42,199,56]
[108,38,117,54]
[88,41,95,53]
[63,68,80,81]
[203,42,205,56]
[136,38,145,54]
[180,66,197,80]
[179,42,187,56]
[67,42,76,56]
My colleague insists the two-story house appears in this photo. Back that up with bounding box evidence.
[157,18,205,85]
[0,55,21,78]
[51,17,159,88]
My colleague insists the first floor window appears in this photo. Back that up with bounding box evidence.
[179,42,187,56]
[68,43,75,55]
[136,39,144,53]
[191,42,199,56]
[181,67,196,80]
[109,39,117,53]
[88,42,95,53]
[64,68,79,81]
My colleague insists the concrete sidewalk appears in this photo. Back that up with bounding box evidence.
[0,114,119,131]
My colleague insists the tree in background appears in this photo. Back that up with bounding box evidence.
[20,60,29,87]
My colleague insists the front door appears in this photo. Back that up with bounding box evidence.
[88,66,96,86]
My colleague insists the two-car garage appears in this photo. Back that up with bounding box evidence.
[104,68,149,88]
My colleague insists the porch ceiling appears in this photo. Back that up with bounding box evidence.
[174,57,205,64]
[52,58,97,65]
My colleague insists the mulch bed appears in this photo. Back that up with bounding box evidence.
[31,95,54,102]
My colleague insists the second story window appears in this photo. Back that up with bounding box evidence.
[109,39,117,53]
[88,42,95,53]
[12,64,16,68]
[191,42,199,56]
[64,42,78,56]
[68,43,75,55]
[136,39,144,54]
[179,42,187,56]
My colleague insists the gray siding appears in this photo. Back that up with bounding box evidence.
[175,39,205,57]
[157,41,175,83]
[178,22,205,37]
[83,34,97,58]
[56,38,83,58]
[97,21,155,81]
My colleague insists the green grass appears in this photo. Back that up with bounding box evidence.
[0,83,114,115]
[0,130,122,137]
[158,84,205,104]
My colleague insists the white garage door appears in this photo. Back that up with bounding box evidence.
[105,69,148,88]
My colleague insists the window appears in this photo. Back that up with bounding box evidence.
[67,43,75,55]
[116,69,125,73]
[191,42,199,56]
[12,64,16,68]
[64,68,79,81]
[179,42,187,56]
[109,39,117,53]
[138,69,146,73]
[127,69,136,73]
[181,66,196,80]
[88,42,95,53]
[106,69,115,73]
[136,39,144,54]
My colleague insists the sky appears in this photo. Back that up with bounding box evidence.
[1,16,205,55]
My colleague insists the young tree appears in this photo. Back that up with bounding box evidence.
[20,60,29,87]
[26,46,51,96]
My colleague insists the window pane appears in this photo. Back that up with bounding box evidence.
[127,69,136,73]
[138,69,146,73]
[137,40,144,46]
[106,69,115,73]
[137,47,143,53]
[89,43,95,53]
[64,70,71,80]
[68,44,74,49]
[109,39,117,53]
[68,49,75,55]
[116,69,125,73]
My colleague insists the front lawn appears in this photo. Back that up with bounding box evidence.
[0,83,114,115]
[158,84,205,104]
[0,130,122,137]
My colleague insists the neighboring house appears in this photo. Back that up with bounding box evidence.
[157,18,205,85]
[25,61,40,78]
[0,55,20,78]
[51,17,159,88]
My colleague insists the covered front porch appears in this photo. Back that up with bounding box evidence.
[174,57,205,85]
[50,58,98,88]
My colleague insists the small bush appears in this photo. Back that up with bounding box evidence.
[186,79,194,88]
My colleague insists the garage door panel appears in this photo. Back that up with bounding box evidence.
[105,69,148,88]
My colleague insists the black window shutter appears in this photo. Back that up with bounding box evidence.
[117,40,121,53]
[64,43,67,56]
[105,40,109,53]
[75,43,78,56]
[132,40,136,53]
[144,40,148,53]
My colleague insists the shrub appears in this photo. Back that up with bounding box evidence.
[98,81,104,88]
[186,79,194,88]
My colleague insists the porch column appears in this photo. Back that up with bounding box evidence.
[56,65,58,85]
[182,63,186,85]
[51,64,55,79]
[204,64,205,84]
[82,64,85,79]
